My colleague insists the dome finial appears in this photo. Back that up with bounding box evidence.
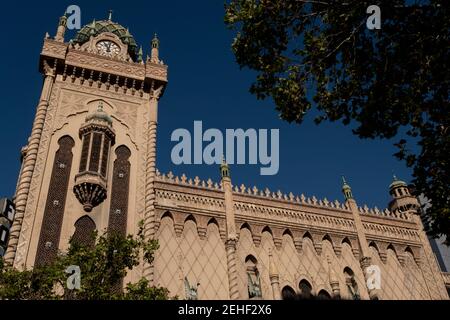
[108,9,113,21]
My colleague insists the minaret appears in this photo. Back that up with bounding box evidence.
[55,13,67,42]
[341,176,378,300]
[268,248,281,300]
[221,159,240,299]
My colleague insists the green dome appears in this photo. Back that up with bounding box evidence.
[389,175,407,190]
[73,19,138,60]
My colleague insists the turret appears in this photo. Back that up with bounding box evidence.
[388,175,419,213]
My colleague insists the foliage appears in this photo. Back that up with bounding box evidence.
[225,0,449,241]
[0,223,171,300]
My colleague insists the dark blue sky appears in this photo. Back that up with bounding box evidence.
[0,1,412,209]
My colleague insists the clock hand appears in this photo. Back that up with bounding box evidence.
[105,42,111,52]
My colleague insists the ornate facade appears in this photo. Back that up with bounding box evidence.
[4,12,450,300]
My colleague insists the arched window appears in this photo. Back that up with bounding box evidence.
[71,215,96,248]
[281,286,297,300]
[317,289,332,300]
[298,279,313,299]
[344,267,360,300]
[245,255,262,299]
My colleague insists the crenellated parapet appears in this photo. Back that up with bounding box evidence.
[154,171,423,263]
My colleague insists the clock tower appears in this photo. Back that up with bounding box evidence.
[4,12,167,284]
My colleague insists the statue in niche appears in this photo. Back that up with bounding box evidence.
[346,275,360,300]
[184,277,199,300]
[344,267,360,300]
[247,267,262,299]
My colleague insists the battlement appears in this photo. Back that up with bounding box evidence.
[155,170,411,222]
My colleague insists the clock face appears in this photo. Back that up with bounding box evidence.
[96,41,120,57]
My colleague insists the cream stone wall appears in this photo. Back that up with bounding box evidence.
[153,172,449,300]
[154,215,229,299]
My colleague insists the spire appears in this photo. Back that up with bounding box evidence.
[220,156,230,179]
[108,9,113,21]
[342,175,353,200]
[137,46,143,63]
[150,33,160,63]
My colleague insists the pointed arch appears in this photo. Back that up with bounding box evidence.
[282,228,294,244]
[302,231,313,241]
[245,254,258,265]
[184,214,197,225]
[404,246,413,255]
[369,241,380,254]
[387,243,398,259]
[261,225,273,236]
[404,246,415,261]
[282,228,294,238]
[341,237,352,249]
[302,231,314,250]
[207,217,219,228]
[322,234,333,245]
[161,211,174,222]
[240,222,252,232]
